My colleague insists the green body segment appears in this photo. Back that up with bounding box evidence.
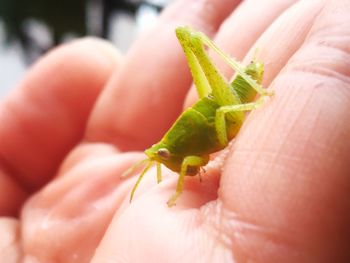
[231,62,264,104]
[164,97,220,156]
[145,97,219,173]
[145,61,263,174]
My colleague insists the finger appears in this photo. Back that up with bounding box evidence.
[86,0,243,151]
[184,0,298,107]
[0,38,121,194]
[219,1,350,261]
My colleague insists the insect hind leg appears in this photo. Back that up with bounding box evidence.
[191,30,273,97]
[175,27,212,98]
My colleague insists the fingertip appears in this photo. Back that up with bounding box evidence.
[30,37,122,87]
[0,37,122,191]
[62,37,122,68]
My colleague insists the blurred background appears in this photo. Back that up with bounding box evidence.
[0,0,172,97]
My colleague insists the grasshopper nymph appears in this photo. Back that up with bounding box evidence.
[123,26,272,207]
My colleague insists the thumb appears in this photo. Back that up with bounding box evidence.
[220,1,350,262]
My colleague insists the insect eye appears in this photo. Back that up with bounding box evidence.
[157,148,171,160]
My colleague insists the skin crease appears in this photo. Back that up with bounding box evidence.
[0,0,349,262]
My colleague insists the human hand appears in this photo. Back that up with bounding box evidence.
[1,0,350,262]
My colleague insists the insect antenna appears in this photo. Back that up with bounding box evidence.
[120,158,149,178]
[129,160,154,202]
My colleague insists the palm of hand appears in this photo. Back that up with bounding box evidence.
[1,1,350,262]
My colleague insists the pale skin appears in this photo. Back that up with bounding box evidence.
[1,0,350,262]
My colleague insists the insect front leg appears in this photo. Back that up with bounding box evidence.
[215,97,266,146]
[156,162,162,183]
[167,155,208,207]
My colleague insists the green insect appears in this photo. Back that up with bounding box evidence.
[123,26,272,206]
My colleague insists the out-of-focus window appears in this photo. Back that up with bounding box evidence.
[0,0,172,97]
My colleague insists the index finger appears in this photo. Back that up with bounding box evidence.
[86,0,243,151]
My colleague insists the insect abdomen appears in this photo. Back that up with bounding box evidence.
[162,107,220,156]
[231,61,264,103]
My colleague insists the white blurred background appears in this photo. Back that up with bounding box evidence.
[0,0,171,98]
